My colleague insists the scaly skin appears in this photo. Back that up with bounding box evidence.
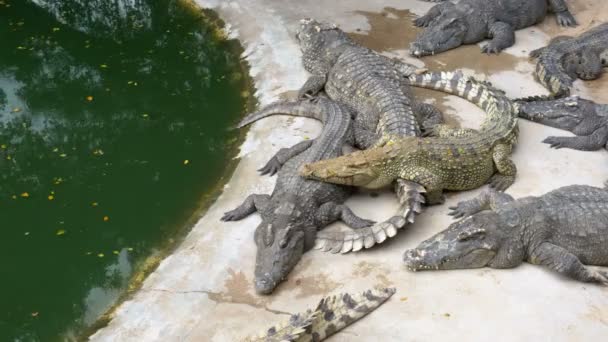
[244,287,395,341]
[404,185,608,285]
[410,0,577,57]
[296,19,444,252]
[518,95,608,151]
[221,97,374,294]
[301,71,519,205]
[528,23,608,97]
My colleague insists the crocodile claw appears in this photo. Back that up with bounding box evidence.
[258,157,281,176]
[556,11,577,27]
[481,43,502,55]
[542,136,568,149]
[488,174,515,191]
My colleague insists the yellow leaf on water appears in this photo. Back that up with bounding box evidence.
[56,229,66,236]
[20,192,29,198]
[59,153,67,158]
[97,253,104,258]
[1,144,6,149]
[24,232,30,236]
[127,247,134,252]
[6,155,11,160]
[16,46,26,50]
[86,96,93,101]
[183,159,189,165]
[12,195,17,200]
[11,107,21,113]
[31,312,39,317]
[100,64,108,68]
[48,195,54,200]
[52,27,60,32]
[112,250,119,255]
[103,216,109,222]
[141,113,149,118]
[52,147,58,152]
[91,202,98,207]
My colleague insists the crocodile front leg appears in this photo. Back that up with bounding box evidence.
[221,194,271,221]
[543,126,608,151]
[298,74,327,99]
[489,143,516,191]
[547,0,577,27]
[448,188,515,218]
[530,243,608,284]
[259,140,314,176]
[401,167,445,205]
[482,22,515,54]
[315,202,375,229]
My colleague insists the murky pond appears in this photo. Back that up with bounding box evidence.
[0,0,250,340]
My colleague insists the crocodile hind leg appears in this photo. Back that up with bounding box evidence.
[259,140,314,176]
[543,126,608,151]
[221,194,271,221]
[412,102,444,136]
[548,0,577,27]
[489,143,516,191]
[448,188,515,218]
[401,167,445,205]
[482,22,515,54]
[298,75,327,99]
[530,243,608,285]
[413,2,454,27]
[316,202,375,229]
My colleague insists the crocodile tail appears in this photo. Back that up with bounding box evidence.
[245,288,395,341]
[314,180,425,253]
[514,94,559,103]
[236,97,333,129]
[407,70,503,112]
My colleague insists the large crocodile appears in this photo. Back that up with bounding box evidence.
[221,97,374,294]
[302,71,518,208]
[245,287,395,341]
[518,95,608,151]
[410,0,577,57]
[296,19,443,252]
[528,23,608,97]
[403,186,608,285]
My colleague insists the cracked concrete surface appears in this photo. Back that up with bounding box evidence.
[90,0,608,341]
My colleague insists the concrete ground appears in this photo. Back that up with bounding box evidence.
[90,0,608,341]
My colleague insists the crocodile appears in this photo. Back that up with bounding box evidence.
[301,71,519,208]
[528,23,608,97]
[221,97,375,294]
[518,95,608,151]
[296,19,443,252]
[410,0,577,57]
[244,287,395,341]
[403,185,608,285]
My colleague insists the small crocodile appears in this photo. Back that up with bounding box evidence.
[518,95,608,151]
[221,97,374,294]
[410,0,577,57]
[244,287,395,341]
[301,71,519,206]
[403,185,608,285]
[528,23,608,97]
[296,19,443,252]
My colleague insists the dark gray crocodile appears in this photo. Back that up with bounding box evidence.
[410,0,577,57]
[296,19,443,252]
[403,185,608,285]
[518,95,608,151]
[221,97,374,294]
[528,23,608,97]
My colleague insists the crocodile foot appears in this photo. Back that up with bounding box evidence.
[556,11,577,27]
[542,136,571,149]
[591,270,608,285]
[488,174,515,191]
[481,42,503,54]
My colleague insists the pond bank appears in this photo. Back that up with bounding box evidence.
[91,0,608,340]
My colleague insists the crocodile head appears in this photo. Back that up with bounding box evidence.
[299,145,399,189]
[253,200,313,294]
[520,96,598,128]
[403,210,508,271]
[410,15,467,57]
[296,18,353,67]
[564,50,604,80]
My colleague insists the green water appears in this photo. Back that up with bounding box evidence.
[0,1,249,340]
